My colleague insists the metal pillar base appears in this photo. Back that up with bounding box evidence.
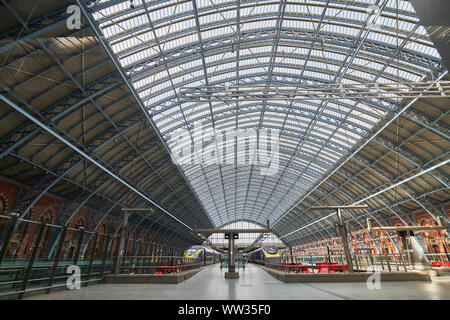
[409,236,431,271]
[225,272,239,279]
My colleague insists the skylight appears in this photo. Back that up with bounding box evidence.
[87,0,444,228]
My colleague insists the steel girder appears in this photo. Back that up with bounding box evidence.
[269,117,449,233]
[145,75,448,139]
[0,2,213,245]
[125,28,441,80]
[277,149,449,244]
[1,0,447,248]
[123,0,231,227]
[147,75,447,145]
[280,145,447,222]
[0,1,70,55]
[271,71,448,229]
[78,0,217,230]
[3,98,202,226]
[234,0,377,222]
[275,141,448,241]
[0,73,122,158]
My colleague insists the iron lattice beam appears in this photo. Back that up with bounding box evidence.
[178,81,450,102]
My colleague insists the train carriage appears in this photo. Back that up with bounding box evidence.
[183,245,222,265]
[247,246,280,265]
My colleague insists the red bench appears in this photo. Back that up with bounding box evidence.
[316,262,348,273]
[316,262,333,273]
[430,261,449,268]
[154,263,184,274]
[154,264,171,274]
[283,263,311,273]
[329,265,348,273]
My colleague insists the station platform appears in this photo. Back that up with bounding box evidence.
[26,264,450,300]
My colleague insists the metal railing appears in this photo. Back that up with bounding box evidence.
[117,255,204,275]
[0,214,116,299]
[265,253,415,274]
[179,80,450,102]
[425,253,450,268]
[0,214,184,299]
[0,258,112,299]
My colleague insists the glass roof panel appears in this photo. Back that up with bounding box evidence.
[88,0,445,230]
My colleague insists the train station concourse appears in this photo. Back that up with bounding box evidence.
[0,0,449,313]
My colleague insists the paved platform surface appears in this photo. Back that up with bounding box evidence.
[264,267,431,282]
[26,264,450,300]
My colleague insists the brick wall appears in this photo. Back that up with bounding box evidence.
[0,178,116,258]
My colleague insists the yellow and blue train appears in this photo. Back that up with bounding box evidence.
[183,245,222,265]
[247,246,280,265]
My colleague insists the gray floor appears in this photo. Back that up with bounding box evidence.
[27,264,450,300]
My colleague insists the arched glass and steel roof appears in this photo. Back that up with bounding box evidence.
[83,0,446,229]
[207,220,283,246]
[0,0,447,249]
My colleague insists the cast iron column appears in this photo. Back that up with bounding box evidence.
[228,233,235,273]
[337,208,354,273]
[114,210,129,274]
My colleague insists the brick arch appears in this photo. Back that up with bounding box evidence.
[37,207,56,258]
[19,200,35,220]
[98,223,107,234]
[89,219,98,232]
[137,229,146,240]
[420,218,444,253]
[60,216,87,260]
[108,223,117,233]
[92,223,108,258]
[74,217,85,228]
[13,206,36,257]
[130,226,137,239]
[39,207,55,224]
[106,224,120,259]
[377,230,391,254]
[0,193,11,233]
[0,192,10,213]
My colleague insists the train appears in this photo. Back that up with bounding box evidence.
[183,245,223,265]
[247,246,280,265]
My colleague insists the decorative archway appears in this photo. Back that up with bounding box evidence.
[37,207,56,258]
[0,193,9,233]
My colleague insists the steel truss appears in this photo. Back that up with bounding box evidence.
[179,81,450,101]
[0,0,448,249]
